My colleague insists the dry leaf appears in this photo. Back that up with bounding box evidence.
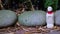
[24,32,32,34]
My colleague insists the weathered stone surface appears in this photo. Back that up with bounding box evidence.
[18,10,46,26]
[55,10,60,25]
[0,10,17,27]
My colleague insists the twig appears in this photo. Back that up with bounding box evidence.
[0,0,4,9]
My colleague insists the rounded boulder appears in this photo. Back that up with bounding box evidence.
[0,10,17,27]
[55,10,60,25]
[18,10,46,26]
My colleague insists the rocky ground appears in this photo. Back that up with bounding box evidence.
[0,22,60,34]
[0,10,59,34]
[0,10,60,34]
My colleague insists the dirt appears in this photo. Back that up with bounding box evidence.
[0,22,60,34]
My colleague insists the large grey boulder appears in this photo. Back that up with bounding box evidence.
[55,10,60,25]
[0,10,17,27]
[18,10,46,26]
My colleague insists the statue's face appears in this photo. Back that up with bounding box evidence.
[47,6,52,11]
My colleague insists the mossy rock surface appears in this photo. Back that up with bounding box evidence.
[55,10,60,25]
[0,10,17,27]
[18,10,46,26]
